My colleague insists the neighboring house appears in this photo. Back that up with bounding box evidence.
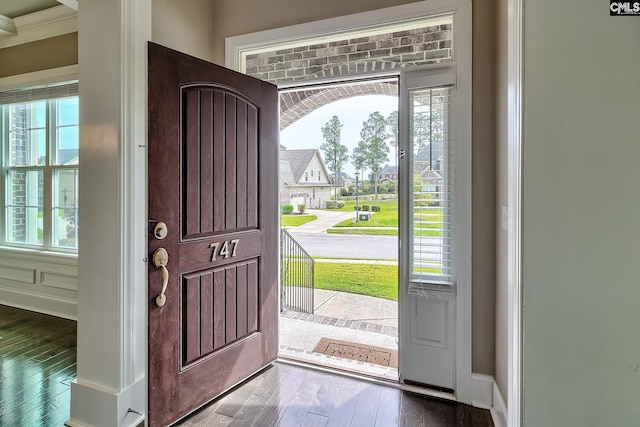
[279,149,332,209]
[330,171,353,187]
[380,165,398,182]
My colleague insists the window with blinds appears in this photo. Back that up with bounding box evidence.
[409,85,454,286]
[0,82,79,252]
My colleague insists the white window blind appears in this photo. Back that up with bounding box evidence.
[0,82,78,105]
[410,85,454,286]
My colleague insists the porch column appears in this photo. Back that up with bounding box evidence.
[68,1,150,426]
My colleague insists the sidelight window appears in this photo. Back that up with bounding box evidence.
[1,85,79,252]
[409,85,453,285]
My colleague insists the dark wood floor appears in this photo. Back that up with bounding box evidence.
[177,363,494,427]
[0,304,77,427]
[0,305,493,427]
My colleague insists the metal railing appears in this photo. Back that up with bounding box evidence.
[280,228,314,314]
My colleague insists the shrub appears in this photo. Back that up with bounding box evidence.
[371,205,381,212]
[337,201,345,208]
[361,205,370,211]
[297,204,306,214]
[281,204,294,214]
[325,200,338,209]
[353,205,360,211]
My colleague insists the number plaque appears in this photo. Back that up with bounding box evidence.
[209,239,239,261]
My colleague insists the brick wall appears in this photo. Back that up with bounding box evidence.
[246,24,452,85]
[245,23,452,129]
[8,105,27,243]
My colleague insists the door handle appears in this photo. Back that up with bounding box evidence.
[153,248,169,307]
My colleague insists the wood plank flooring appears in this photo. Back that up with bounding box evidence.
[0,305,493,427]
[0,304,77,427]
[176,363,494,427]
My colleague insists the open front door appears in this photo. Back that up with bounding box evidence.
[147,43,279,426]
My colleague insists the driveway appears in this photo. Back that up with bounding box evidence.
[287,209,354,233]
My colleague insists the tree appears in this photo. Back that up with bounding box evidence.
[412,109,445,169]
[319,115,349,199]
[358,111,389,199]
[351,140,368,185]
[386,111,399,194]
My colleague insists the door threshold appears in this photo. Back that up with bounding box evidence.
[278,347,398,381]
[276,355,458,404]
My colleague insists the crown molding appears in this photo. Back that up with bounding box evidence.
[0,5,77,49]
[0,14,16,36]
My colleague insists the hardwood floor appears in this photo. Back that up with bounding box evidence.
[0,304,76,427]
[0,305,493,427]
[177,363,494,427]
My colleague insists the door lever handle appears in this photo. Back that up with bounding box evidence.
[153,248,169,307]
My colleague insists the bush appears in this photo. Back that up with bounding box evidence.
[282,204,294,214]
[297,204,306,214]
[353,205,360,211]
[337,201,345,208]
[371,205,381,212]
[361,205,370,211]
[325,200,338,209]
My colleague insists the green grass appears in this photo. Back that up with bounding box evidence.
[281,214,317,226]
[314,262,398,301]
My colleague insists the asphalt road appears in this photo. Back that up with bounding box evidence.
[287,231,398,259]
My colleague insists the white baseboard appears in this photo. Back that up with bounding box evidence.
[471,373,494,409]
[0,287,77,320]
[471,373,508,427]
[491,381,508,427]
[67,378,145,427]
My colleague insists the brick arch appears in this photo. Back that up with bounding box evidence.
[245,22,452,129]
[280,79,398,130]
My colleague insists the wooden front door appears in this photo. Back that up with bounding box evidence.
[147,43,279,426]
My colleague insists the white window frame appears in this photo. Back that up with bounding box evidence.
[226,0,472,403]
[0,65,79,258]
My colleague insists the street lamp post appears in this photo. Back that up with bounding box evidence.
[355,171,360,223]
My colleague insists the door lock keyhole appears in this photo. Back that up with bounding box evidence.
[153,222,168,240]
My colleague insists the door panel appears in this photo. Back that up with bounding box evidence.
[148,42,278,426]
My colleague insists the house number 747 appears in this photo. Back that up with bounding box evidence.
[209,239,239,261]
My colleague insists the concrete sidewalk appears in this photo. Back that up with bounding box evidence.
[279,289,399,378]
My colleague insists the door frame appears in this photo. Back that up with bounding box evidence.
[226,0,472,403]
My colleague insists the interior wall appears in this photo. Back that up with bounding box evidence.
[0,32,78,78]
[522,1,640,425]
[494,0,508,404]
[212,0,497,376]
[152,0,215,63]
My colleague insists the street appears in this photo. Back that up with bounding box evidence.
[287,231,398,259]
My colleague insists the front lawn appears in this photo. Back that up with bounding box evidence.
[314,261,398,301]
[281,214,317,226]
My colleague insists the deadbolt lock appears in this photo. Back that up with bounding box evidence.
[153,222,168,240]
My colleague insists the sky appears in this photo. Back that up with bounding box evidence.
[280,94,398,178]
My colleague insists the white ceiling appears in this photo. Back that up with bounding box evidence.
[0,0,76,39]
[0,0,60,19]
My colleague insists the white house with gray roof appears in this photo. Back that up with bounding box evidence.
[279,149,332,209]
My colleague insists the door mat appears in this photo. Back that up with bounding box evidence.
[312,337,398,368]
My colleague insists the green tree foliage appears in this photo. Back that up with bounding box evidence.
[351,140,368,180]
[319,115,349,199]
[356,111,389,199]
[413,172,434,207]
